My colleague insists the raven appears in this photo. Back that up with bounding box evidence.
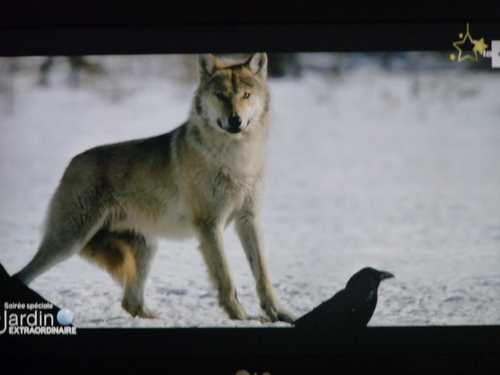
[294,267,394,333]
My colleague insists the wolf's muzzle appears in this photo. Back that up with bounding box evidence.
[228,115,242,133]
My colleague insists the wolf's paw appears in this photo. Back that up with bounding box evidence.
[122,301,160,319]
[276,311,295,324]
[247,315,272,324]
[263,305,295,324]
[137,309,161,319]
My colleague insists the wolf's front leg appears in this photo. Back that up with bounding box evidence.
[195,223,249,320]
[235,215,294,323]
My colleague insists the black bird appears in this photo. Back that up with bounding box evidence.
[294,267,394,333]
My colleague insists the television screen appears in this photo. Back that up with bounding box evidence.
[1,16,499,373]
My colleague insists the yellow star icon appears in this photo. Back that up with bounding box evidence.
[450,53,456,61]
[453,24,477,62]
[473,38,488,54]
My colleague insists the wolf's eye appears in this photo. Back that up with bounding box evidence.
[243,92,251,99]
[216,93,225,100]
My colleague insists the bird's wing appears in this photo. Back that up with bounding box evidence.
[294,290,348,328]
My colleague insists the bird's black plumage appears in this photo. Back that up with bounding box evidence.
[294,267,394,333]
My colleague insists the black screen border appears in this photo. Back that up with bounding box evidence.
[1,22,500,56]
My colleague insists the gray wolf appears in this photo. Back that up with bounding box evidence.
[14,53,293,323]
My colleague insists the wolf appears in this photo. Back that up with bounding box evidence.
[14,53,293,323]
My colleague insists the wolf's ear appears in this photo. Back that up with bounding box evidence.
[246,53,267,79]
[198,54,217,80]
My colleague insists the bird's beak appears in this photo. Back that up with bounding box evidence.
[378,271,394,280]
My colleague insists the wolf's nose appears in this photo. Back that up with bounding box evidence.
[228,116,242,129]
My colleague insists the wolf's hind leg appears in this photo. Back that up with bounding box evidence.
[121,232,158,318]
[83,230,159,318]
[82,230,158,318]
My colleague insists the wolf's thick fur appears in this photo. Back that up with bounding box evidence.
[14,53,293,323]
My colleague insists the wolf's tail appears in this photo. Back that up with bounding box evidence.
[80,230,137,286]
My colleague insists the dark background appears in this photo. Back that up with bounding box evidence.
[2,0,500,56]
[2,0,500,28]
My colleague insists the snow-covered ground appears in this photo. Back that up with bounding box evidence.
[1,54,499,328]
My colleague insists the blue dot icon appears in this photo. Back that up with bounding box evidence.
[57,308,74,325]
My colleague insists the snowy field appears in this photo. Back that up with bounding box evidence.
[0,54,499,328]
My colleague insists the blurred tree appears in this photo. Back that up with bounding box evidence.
[39,56,103,87]
[267,53,301,78]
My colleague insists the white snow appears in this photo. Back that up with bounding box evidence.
[1,55,499,328]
